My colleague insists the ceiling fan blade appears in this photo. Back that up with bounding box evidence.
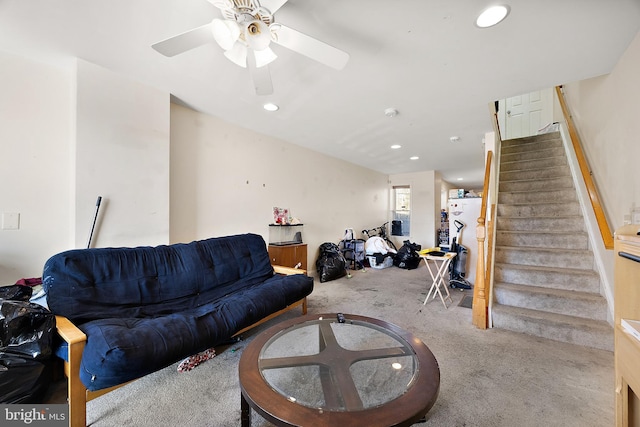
[152,24,214,57]
[248,52,274,95]
[271,24,349,70]
[207,0,234,10]
[261,0,289,13]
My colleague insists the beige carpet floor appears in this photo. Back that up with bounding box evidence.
[45,265,614,426]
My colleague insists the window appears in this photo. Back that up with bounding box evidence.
[391,186,410,236]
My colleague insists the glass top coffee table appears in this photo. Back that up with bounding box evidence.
[239,313,440,427]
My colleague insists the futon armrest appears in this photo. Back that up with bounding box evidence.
[55,315,87,345]
[273,265,307,276]
[55,316,88,427]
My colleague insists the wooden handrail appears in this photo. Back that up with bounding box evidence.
[472,150,493,329]
[555,86,614,249]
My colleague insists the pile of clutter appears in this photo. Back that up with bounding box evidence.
[0,280,56,403]
[315,228,423,283]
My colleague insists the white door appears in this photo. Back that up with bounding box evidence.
[499,88,553,139]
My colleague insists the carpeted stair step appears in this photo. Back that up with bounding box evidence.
[497,201,581,217]
[500,166,570,182]
[495,230,590,249]
[500,155,567,172]
[494,263,600,292]
[493,282,608,321]
[501,133,562,149]
[499,175,574,192]
[501,145,566,163]
[496,215,585,232]
[494,246,594,270]
[493,132,611,351]
[498,188,577,204]
[491,304,613,351]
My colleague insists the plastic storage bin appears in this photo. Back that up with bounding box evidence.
[366,255,394,269]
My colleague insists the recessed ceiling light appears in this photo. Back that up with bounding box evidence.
[391,144,402,149]
[476,5,510,28]
[457,177,464,181]
[410,156,419,160]
[263,102,279,111]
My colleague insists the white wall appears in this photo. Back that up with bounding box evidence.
[0,52,441,283]
[388,171,440,249]
[75,60,170,248]
[170,103,390,271]
[0,52,73,283]
[0,54,170,284]
[562,30,640,233]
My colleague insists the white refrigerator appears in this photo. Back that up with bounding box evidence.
[447,197,482,285]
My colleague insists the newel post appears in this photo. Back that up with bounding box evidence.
[472,217,488,329]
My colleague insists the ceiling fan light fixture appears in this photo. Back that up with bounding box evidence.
[476,5,510,28]
[254,46,277,68]
[152,0,351,95]
[224,41,248,68]
[245,19,271,51]
[211,18,240,50]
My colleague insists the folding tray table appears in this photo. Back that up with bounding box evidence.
[420,252,456,308]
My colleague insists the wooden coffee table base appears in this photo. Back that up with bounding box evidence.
[240,393,250,427]
[238,313,440,427]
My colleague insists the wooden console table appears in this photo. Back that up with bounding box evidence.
[268,243,307,270]
[615,225,640,427]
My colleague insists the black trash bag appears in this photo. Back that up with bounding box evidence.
[0,285,32,302]
[0,353,52,403]
[316,242,347,283]
[393,240,422,270]
[0,300,55,360]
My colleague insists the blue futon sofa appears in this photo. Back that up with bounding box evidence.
[43,233,314,427]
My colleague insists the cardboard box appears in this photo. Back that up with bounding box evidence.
[448,189,464,199]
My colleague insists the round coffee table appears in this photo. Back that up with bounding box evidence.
[239,313,440,427]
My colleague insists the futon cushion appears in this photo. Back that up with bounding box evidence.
[77,273,312,390]
[43,234,274,324]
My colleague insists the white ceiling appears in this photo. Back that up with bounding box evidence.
[1,0,639,188]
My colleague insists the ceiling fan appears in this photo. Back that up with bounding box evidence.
[152,0,349,95]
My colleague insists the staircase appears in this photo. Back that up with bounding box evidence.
[491,132,613,351]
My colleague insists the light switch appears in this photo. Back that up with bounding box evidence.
[2,212,20,230]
